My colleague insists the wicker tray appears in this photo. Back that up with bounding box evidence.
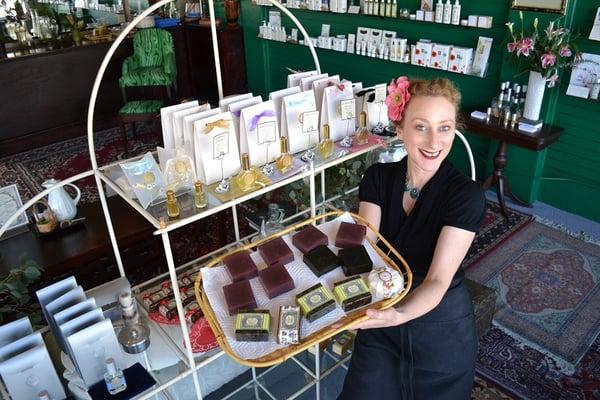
[194,211,412,367]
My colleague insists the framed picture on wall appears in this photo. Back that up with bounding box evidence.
[511,0,568,14]
[0,184,29,239]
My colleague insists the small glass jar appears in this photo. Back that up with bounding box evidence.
[398,8,410,18]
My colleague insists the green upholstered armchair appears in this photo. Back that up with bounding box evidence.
[119,28,177,101]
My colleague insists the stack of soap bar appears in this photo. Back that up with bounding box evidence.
[258,263,295,299]
[303,245,340,277]
[335,222,367,248]
[338,245,373,276]
[223,280,257,316]
[277,305,301,345]
[333,276,372,312]
[223,250,258,282]
[292,225,329,253]
[235,309,270,342]
[259,237,294,266]
[296,283,336,323]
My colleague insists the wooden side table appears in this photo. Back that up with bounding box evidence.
[466,116,564,218]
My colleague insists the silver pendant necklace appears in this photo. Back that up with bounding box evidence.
[404,176,420,199]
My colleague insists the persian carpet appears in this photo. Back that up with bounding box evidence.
[467,221,600,373]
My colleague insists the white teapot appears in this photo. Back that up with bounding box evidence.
[42,179,81,222]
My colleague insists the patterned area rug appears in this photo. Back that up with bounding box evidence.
[468,222,600,373]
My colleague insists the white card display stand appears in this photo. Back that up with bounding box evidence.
[193,112,242,185]
[281,90,319,154]
[160,101,200,149]
[239,100,281,166]
[321,82,356,141]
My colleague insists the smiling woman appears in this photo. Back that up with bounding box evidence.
[338,77,486,400]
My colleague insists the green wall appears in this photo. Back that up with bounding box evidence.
[238,0,600,221]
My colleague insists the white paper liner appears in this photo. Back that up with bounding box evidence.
[201,213,388,360]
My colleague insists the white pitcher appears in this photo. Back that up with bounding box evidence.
[42,179,81,222]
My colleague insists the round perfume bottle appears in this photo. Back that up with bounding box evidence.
[236,153,258,192]
[275,137,293,173]
[318,124,334,159]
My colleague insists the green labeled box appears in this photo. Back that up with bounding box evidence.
[296,283,336,323]
[333,276,372,312]
[235,309,271,342]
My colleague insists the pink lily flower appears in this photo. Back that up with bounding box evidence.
[517,38,534,57]
[559,46,572,57]
[546,72,559,88]
[507,42,518,53]
[541,53,557,69]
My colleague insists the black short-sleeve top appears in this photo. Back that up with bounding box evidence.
[359,157,486,287]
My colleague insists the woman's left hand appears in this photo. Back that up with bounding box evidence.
[334,308,406,330]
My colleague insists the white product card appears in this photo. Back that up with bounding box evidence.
[193,112,241,185]
[321,82,355,141]
[281,90,319,153]
[160,101,199,149]
[566,84,590,99]
[302,110,320,133]
[340,99,356,120]
[287,70,318,88]
[312,75,341,117]
[348,5,360,13]
[172,103,211,149]
[239,100,281,166]
[472,36,493,77]
[374,83,387,103]
[0,342,66,400]
[321,24,331,37]
[228,96,263,147]
[301,73,329,91]
[0,317,32,348]
[218,93,253,112]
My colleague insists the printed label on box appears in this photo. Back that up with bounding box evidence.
[257,121,277,145]
[213,133,229,159]
[339,99,356,120]
[302,110,320,133]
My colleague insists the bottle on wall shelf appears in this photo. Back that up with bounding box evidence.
[354,111,371,146]
[166,190,180,219]
[451,0,460,25]
[434,0,443,23]
[443,0,452,24]
[236,153,258,192]
[104,358,127,395]
[385,0,392,17]
[194,181,207,209]
[318,124,334,158]
[380,0,386,17]
[391,0,397,18]
[275,137,293,173]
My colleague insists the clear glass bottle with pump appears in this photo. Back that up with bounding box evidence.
[355,111,371,145]
[194,181,207,209]
[236,153,258,192]
[166,190,180,219]
[104,358,127,395]
[275,137,293,173]
[318,124,334,159]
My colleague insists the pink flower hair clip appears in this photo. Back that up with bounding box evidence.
[385,76,411,122]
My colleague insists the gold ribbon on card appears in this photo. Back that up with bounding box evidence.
[203,119,231,134]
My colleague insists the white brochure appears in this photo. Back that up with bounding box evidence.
[45,286,86,351]
[53,298,97,328]
[172,103,211,149]
[301,73,328,91]
[36,276,77,335]
[0,317,32,348]
[193,112,242,185]
[287,70,318,88]
[312,75,341,119]
[228,96,263,147]
[218,93,253,112]
[0,338,66,400]
[281,90,320,154]
[322,82,356,141]
[160,101,199,149]
[239,100,281,167]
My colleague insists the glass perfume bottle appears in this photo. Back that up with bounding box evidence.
[275,137,293,173]
[318,124,334,159]
[166,190,180,219]
[104,358,127,395]
[194,181,207,209]
[264,203,285,235]
[236,153,258,192]
[355,111,371,145]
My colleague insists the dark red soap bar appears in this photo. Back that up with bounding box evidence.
[335,222,367,248]
[258,237,294,266]
[258,262,295,299]
[292,225,329,253]
[223,250,258,282]
[223,280,257,316]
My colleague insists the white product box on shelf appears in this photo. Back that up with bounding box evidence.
[448,46,474,74]
[45,286,86,350]
[369,29,383,45]
[281,90,319,154]
[333,37,347,52]
[268,11,281,27]
[301,73,329,91]
[321,82,356,142]
[219,93,253,111]
[0,317,32,348]
[313,75,341,112]
[172,103,211,149]
[467,15,478,27]
[287,70,318,88]
[182,108,222,161]
[193,112,242,185]
[429,43,451,70]
[53,298,98,328]
[270,86,301,132]
[239,100,281,167]
[425,10,434,22]
[347,33,356,53]
[382,30,396,49]
[416,9,424,20]
[477,15,493,28]
[413,40,433,67]
[471,36,493,77]
[159,101,200,149]
[228,96,263,145]
[356,27,371,45]
[320,23,331,37]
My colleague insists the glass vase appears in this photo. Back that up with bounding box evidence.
[523,70,545,122]
[224,0,239,27]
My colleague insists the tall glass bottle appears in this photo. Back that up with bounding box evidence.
[275,137,293,173]
[166,190,180,219]
[104,358,127,395]
[236,153,258,192]
[355,111,371,145]
[194,181,207,209]
[318,124,334,158]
